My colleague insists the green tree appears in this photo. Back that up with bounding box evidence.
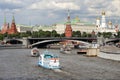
[60,33,65,37]
[72,31,76,37]
[102,32,112,38]
[76,31,81,37]
[72,31,81,37]
[97,32,102,37]
[51,30,58,37]
[38,30,45,37]
[3,32,8,38]
[82,32,87,37]
[21,32,29,37]
[44,31,51,37]
[116,31,120,38]
[0,34,4,40]
[87,33,92,37]
[106,32,112,38]
[26,31,32,36]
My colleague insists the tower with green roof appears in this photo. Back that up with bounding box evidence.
[8,13,18,34]
[65,9,72,37]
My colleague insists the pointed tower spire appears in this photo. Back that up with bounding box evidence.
[0,12,9,34]
[12,13,15,23]
[67,9,70,17]
[4,13,6,24]
[67,9,70,22]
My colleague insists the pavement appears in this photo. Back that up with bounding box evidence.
[100,45,120,54]
[98,45,120,61]
[0,48,120,80]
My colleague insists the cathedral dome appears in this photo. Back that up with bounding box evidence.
[108,21,112,25]
[102,11,105,15]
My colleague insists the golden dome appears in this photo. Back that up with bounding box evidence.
[102,11,105,15]
[108,21,112,25]
[75,16,80,21]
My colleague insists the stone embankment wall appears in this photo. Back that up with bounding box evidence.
[98,45,120,61]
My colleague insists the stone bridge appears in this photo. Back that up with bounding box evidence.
[97,37,120,45]
[4,37,97,47]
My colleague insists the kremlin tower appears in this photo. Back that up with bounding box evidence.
[0,14,18,34]
[0,15,9,34]
[100,11,107,28]
[8,15,18,34]
[65,10,72,37]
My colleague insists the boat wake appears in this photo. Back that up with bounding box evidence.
[53,69,71,75]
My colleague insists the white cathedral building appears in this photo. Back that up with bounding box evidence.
[96,11,118,33]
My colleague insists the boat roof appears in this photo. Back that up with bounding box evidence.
[42,50,58,57]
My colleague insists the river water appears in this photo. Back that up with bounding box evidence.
[0,48,120,80]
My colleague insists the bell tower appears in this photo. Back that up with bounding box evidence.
[100,11,107,28]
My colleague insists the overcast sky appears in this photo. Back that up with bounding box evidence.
[0,0,120,27]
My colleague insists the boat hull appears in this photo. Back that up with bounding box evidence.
[38,50,60,69]
[38,61,60,69]
[31,48,39,57]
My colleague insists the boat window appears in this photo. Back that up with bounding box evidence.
[44,55,53,58]
[53,56,58,58]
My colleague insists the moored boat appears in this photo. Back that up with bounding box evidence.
[31,47,40,57]
[60,44,72,54]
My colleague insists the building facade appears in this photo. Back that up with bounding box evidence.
[17,25,33,33]
[55,16,96,34]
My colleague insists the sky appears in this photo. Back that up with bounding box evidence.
[0,0,120,27]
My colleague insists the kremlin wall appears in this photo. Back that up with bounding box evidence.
[0,11,119,35]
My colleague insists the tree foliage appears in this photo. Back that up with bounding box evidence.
[116,31,120,38]
[82,32,87,37]
[0,34,4,40]
[0,29,115,40]
[72,31,81,37]
[102,32,112,38]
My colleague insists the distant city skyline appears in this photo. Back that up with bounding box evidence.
[0,0,120,27]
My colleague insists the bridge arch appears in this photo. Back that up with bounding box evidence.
[30,39,91,48]
[6,39,23,44]
[106,39,120,45]
[31,40,61,48]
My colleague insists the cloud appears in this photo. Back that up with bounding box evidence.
[0,0,26,11]
[28,0,80,10]
[111,0,120,16]
[86,0,120,17]
[53,1,80,10]
[0,0,120,27]
[4,0,22,4]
